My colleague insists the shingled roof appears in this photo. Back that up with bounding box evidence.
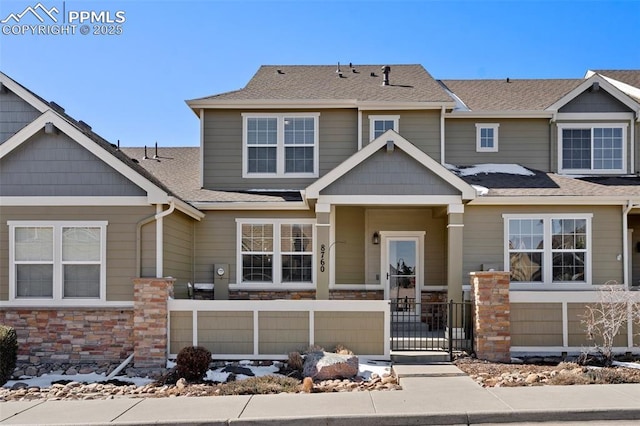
[120,147,300,203]
[440,79,583,111]
[593,70,640,89]
[188,64,454,104]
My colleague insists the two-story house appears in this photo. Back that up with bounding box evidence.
[2,65,640,363]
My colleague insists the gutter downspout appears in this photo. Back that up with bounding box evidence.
[623,201,637,288]
[440,106,446,164]
[135,200,176,279]
[630,117,635,175]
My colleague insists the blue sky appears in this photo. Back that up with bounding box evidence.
[1,0,639,147]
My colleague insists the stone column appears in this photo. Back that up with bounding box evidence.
[315,203,331,300]
[132,277,175,368]
[470,271,511,363]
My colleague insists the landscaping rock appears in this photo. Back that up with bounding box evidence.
[302,351,359,380]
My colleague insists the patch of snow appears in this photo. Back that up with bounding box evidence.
[443,163,459,171]
[612,360,640,370]
[472,185,489,196]
[358,358,392,380]
[4,373,154,389]
[456,164,535,177]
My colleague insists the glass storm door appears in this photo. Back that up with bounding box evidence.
[385,237,420,318]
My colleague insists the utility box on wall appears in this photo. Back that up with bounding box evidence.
[214,263,229,300]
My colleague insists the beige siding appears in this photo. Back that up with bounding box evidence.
[511,303,563,346]
[169,311,193,354]
[363,110,440,159]
[0,205,156,301]
[445,119,550,171]
[164,211,194,299]
[193,210,315,284]
[463,205,623,285]
[197,311,253,354]
[140,220,156,280]
[567,303,628,347]
[335,207,365,284]
[315,311,384,354]
[258,311,309,353]
[202,109,357,190]
[366,208,446,286]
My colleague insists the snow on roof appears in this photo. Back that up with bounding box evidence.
[450,163,535,177]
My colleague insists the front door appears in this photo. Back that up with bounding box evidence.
[381,233,423,320]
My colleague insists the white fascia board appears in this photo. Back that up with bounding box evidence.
[0,72,49,113]
[169,197,204,220]
[357,101,456,110]
[317,195,464,205]
[0,111,169,204]
[0,196,150,206]
[445,111,553,118]
[468,196,640,206]
[187,99,358,110]
[191,201,310,211]
[546,75,640,113]
[599,76,640,107]
[306,129,476,200]
[0,301,134,308]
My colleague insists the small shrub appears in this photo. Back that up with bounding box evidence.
[288,351,303,371]
[176,346,211,382]
[0,325,18,386]
[216,375,300,395]
[334,344,353,355]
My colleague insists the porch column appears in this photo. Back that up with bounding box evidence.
[315,203,331,300]
[447,204,464,304]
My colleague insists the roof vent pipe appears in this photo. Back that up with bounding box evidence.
[336,62,341,73]
[143,145,148,160]
[381,65,390,86]
[153,141,158,159]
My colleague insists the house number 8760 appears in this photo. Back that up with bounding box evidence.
[320,244,326,272]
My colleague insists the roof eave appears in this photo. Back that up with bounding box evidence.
[469,195,640,205]
[445,110,553,118]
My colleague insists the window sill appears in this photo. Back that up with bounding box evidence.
[0,300,134,309]
[229,283,316,291]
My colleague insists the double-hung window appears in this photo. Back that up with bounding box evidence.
[558,124,626,174]
[243,113,319,178]
[237,219,314,287]
[504,214,591,287]
[9,221,107,303]
[475,123,499,152]
[369,115,399,141]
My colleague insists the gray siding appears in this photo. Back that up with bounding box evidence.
[0,205,157,301]
[322,148,459,196]
[463,205,623,285]
[445,119,550,171]
[202,109,357,190]
[164,211,195,299]
[559,88,632,113]
[362,110,441,159]
[0,89,41,143]
[335,206,365,284]
[0,130,146,197]
[193,210,315,284]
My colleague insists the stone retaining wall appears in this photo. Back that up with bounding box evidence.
[0,308,133,364]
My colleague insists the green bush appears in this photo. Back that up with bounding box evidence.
[176,346,211,381]
[0,325,18,386]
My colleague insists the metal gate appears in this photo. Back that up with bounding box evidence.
[390,299,474,359]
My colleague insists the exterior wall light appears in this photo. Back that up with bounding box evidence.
[372,231,380,245]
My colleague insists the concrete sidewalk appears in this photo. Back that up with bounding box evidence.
[2,364,640,425]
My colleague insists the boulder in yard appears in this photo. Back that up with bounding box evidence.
[302,351,359,380]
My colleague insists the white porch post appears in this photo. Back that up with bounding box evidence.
[447,204,465,304]
[316,203,331,300]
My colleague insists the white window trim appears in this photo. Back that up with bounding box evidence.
[8,221,108,306]
[241,113,320,178]
[475,123,499,152]
[557,123,628,175]
[234,218,316,290]
[368,115,400,142]
[502,214,593,290]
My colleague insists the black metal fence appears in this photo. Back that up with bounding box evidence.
[390,299,474,359]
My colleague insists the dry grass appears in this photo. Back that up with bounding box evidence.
[215,375,301,395]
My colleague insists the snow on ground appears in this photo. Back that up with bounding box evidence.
[4,358,393,389]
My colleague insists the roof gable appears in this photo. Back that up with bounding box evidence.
[306,130,476,200]
[546,74,640,113]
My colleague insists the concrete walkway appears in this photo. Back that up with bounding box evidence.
[1,364,640,425]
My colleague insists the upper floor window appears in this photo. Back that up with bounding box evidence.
[558,124,627,174]
[242,113,319,178]
[504,214,591,287]
[369,115,399,141]
[237,219,314,287]
[8,221,107,303]
[476,123,499,152]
